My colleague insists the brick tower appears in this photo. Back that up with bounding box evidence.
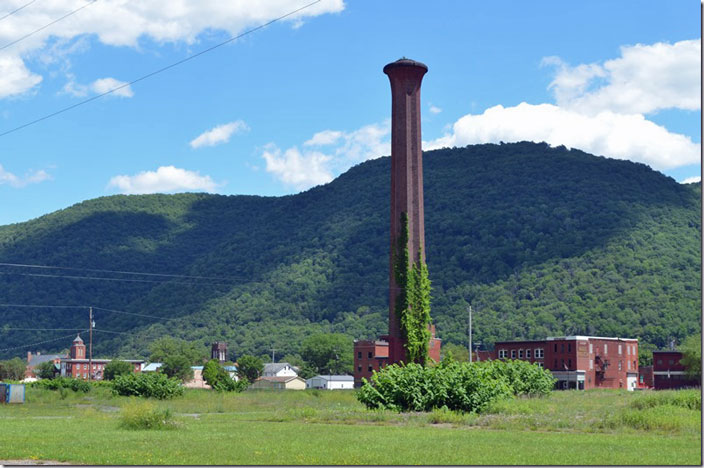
[70,334,86,359]
[211,341,227,363]
[383,58,439,364]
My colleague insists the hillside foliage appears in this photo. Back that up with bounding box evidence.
[0,142,699,360]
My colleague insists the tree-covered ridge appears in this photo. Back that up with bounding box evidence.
[0,142,699,360]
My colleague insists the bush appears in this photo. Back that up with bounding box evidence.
[33,377,91,393]
[112,372,184,399]
[202,359,248,392]
[119,400,179,430]
[103,360,134,380]
[357,359,554,413]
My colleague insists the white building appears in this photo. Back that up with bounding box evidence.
[306,375,355,390]
[262,363,298,378]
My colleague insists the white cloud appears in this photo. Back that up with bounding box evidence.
[681,176,701,184]
[0,53,42,98]
[429,104,442,114]
[190,120,249,149]
[544,40,700,115]
[90,77,134,97]
[107,166,219,194]
[62,76,134,97]
[264,121,390,190]
[425,103,700,171]
[0,164,51,187]
[0,0,345,99]
[261,144,333,190]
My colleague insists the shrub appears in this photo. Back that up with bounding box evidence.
[112,372,184,399]
[119,400,179,430]
[357,359,554,413]
[33,377,91,393]
[630,389,701,411]
[203,359,248,392]
[103,360,134,380]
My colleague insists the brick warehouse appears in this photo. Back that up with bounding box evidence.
[59,334,143,380]
[492,336,639,390]
[651,350,700,390]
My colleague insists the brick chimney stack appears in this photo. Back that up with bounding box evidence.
[383,58,428,363]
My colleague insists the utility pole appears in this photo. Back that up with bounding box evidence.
[468,305,472,363]
[88,306,93,381]
[270,348,277,363]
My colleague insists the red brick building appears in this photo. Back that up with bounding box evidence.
[652,350,700,390]
[59,334,143,380]
[493,336,639,390]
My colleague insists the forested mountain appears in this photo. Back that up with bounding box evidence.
[0,142,700,360]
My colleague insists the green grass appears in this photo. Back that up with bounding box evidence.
[0,387,700,465]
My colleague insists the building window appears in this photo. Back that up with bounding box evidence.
[561,343,565,353]
[526,349,531,359]
[657,359,662,365]
[633,360,637,369]
[627,360,630,370]
[537,362,543,369]
[604,344,608,354]
[618,361,622,371]
[535,348,544,359]
[568,359,571,369]
[567,343,571,353]
[498,349,507,359]
[589,343,593,354]
[618,345,622,355]
[518,349,523,359]
[357,352,362,359]
[511,350,516,359]
[357,365,362,372]
[368,365,373,372]
[668,359,674,365]
[368,351,373,359]
[589,359,593,370]
[83,364,87,370]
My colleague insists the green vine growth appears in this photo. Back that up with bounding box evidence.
[393,212,432,364]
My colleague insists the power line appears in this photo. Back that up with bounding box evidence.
[0,271,233,286]
[0,0,40,23]
[0,0,98,51]
[92,306,182,322]
[0,303,87,309]
[0,330,87,352]
[0,261,247,281]
[1,328,85,331]
[0,0,322,138]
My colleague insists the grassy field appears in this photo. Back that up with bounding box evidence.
[0,386,700,465]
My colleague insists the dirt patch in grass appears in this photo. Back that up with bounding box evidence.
[0,460,71,465]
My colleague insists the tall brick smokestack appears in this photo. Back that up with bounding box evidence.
[384,58,427,362]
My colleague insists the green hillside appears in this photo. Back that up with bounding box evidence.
[0,142,700,360]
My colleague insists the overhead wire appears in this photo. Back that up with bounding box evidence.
[0,261,248,281]
[0,271,234,286]
[0,0,40,23]
[0,0,322,138]
[0,0,98,51]
[0,330,88,352]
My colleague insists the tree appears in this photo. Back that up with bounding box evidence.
[680,334,701,379]
[149,337,206,365]
[0,357,27,380]
[441,343,469,362]
[103,360,134,380]
[236,355,263,381]
[300,333,353,375]
[203,359,248,392]
[35,361,58,379]
[161,354,194,382]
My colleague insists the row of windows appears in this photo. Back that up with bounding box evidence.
[357,351,374,359]
[357,365,375,372]
[498,348,544,359]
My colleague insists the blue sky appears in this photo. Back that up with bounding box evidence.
[0,0,700,225]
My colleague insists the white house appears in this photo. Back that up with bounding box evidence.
[306,375,355,390]
[262,363,298,378]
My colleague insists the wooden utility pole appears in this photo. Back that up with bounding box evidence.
[270,348,277,363]
[468,305,472,363]
[88,306,93,380]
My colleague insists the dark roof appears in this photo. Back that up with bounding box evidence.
[28,354,67,367]
[383,58,428,74]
